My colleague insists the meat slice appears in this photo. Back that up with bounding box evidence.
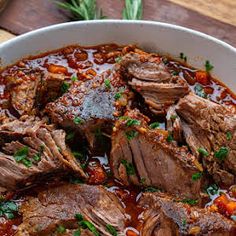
[110,109,203,198]
[16,184,127,236]
[45,69,130,149]
[139,192,236,236]
[175,93,236,186]
[120,52,190,114]
[0,116,86,190]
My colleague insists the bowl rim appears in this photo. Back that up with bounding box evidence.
[0,20,235,53]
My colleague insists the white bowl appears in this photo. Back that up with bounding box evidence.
[0,20,236,91]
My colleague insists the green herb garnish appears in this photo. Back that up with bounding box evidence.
[144,187,160,192]
[115,56,122,63]
[73,229,81,236]
[73,116,84,125]
[57,0,106,20]
[166,132,174,142]
[114,92,122,100]
[66,132,75,141]
[61,81,70,93]
[122,0,143,20]
[140,177,146,184]
[126,119,141,127]
[197,147,209,157]
[194,84,207,98]
[191,172,202,181]
[180,199,198,205]
[125,130,138,141]
[121,159,135,176]
[14,146,32,168]
[149,122,159,129]
[80,220,99,236]
[205,60,214,72]
[106,224,117,236]
[0,201,18,219]
[104,79,111,89]
[71,75,78,82]
[180,52,187,62]
[72,151,83,160]
[170,115,177,120]
[75,213,84,221]
[226,131,232,141]
[57,225,66,234]
[214,147,229,161]
[182,218,187,227]
[33,145,44,163]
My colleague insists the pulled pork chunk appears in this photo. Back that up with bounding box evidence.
[45,69,131,149]
[139,192,236,236]
[175,93,236,186]
[0,116,86,190]
[110,109,203,198]
[16,184,127,236]
[120,52,190,114]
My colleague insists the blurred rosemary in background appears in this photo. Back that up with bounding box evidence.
[57,0,143,20]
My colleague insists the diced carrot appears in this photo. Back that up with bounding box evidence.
[126,229,138,236]
[226,201,236,215]
[214,194,229,206]
[48,64,68,74]
[195,71,209,85]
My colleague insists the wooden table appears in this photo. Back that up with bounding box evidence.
[0,0,235,47]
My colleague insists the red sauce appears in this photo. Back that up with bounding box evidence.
[0,44,236,235]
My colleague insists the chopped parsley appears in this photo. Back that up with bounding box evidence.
[72,151,84,160]
[205,60,214,72]
[121,159,135,176]
[115,56,122,63]
[73,229,81,236]
[104,79,111,89]
[182,218,187,228]
[144,187,160,192]
[14,146,32,168]
[180,52,187,62]
[166,132,174,142]
[125,130,138,141]
[73,116,84,125]
[126,119,141,127]
[57,225,66,234]
[194,84,207,98]
[191,172,202,181]
[66,132,75,141]
[114,92,122,100]
[0,201,18,219]
[106,224,117,236]
[75,213,84,221]
[140,177,146,184]
[180,198,198,205]
[226,131,232,141]
[214,147,229,161]
[149,122,160,129]
[61,81,70,93]
[33,145,44,163]
[71,75,78,82]
[206,184,219,195]
[197,147,209,157]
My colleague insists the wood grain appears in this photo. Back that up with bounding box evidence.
[0,0,235,47]
[170,0,236,26]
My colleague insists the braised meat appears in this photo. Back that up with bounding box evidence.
[120,52,190,114]
[175,93,236,186]
[110,109,203,198]
[45,69,130,149]
[16,184,127,236]
[0,116,86,190]
[140,192,236,235]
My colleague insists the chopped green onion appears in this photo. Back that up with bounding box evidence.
[73,229,81,236]
[0,201,18,219]
[226,131,232,141]
[126,119,141,127]
[125,130,138,141]
[14,146,32,168]
[180,199,198,205]
[106,224,117,236]
[192,172,202,181]
[180,52,187,62]
[73,116,84,125]
[57,225,66,234]
[104,79,111,89]
[197,147,209,157]
[115,56,122,63]
[61,81,70,93]
[166,132,174,142]
[144,187,160,192]
[114,92,122,100]
[75,213,84,221]
[205,60,214,72]
[149,122,160,129]
[170,115,177,120]
[214,147,229,161]
[80,220,99,236]
[206,184,219,195]
[71,75,78,82]
[194,84,207,98]
[121,159,135,176]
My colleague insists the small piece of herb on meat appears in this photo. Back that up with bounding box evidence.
[106,224,117,236]
[182,218,187,228]
[61,81,70,93]
[180,52,187,62]
[121,159,135,176]
[226,131,232,141]
[140,177,146,184]
[73,229,81,236]
[214,147,229,161]
[75,213,84,221]
[114,92,122,100]
[33,145,44,163]
[71,75,78,82]
[0,201,18,219]
[14,146,32,168]
[166,132,174,142]
[194,84,207,98]
[115,56,122,63]
[197,147,209,157]
[66,132,75,141]
[170,115,177,120]
[125,130,138,141]
[73,116,84,125]
[205,60,214,72]
[57,225,66,234]
[180,199,198,205]
[144,187,160,192]
[80,220,99,236]
[149,122,159,129]
[191,172,202,181]
[104,79,111,89]
[72,151,83,160]
[126,119,141,127]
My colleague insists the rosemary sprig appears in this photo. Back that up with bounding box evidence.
[57,0,106,20]
[122,0,143,20]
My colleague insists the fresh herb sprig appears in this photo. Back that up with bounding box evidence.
[122,0,143,20]
[57,0,106,20]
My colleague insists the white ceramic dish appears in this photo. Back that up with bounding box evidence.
[0,20,235,91]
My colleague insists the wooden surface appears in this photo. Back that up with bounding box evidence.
[0,0,235,47]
